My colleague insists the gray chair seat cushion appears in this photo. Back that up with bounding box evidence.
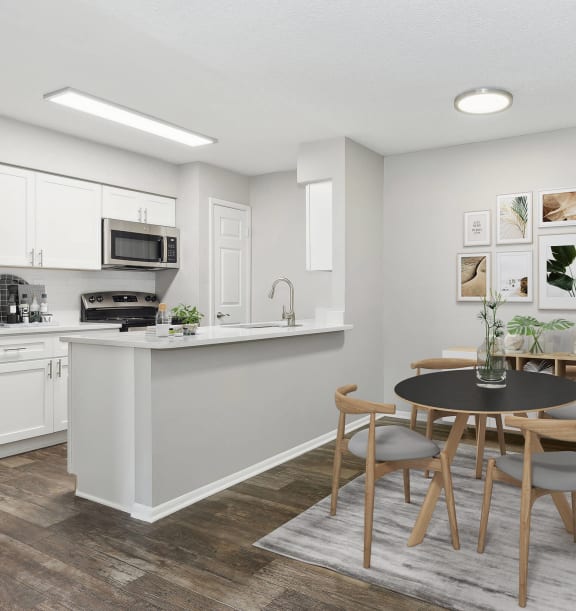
[348,425,440,462]
[496,451,576,491]
[545,402,576,419]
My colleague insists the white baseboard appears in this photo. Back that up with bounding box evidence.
[0,430,67,459]
[130,415,372,523]
[75,489,130,513]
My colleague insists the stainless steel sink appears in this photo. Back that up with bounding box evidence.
[228,322,302,329]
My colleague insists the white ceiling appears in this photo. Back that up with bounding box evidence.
[2,0,576,175]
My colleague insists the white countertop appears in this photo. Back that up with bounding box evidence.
[61,320,352,349]
[0,322,121,336]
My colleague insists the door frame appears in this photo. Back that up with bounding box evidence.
[208,197,252,326]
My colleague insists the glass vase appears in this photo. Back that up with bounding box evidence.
[476,336,507,388]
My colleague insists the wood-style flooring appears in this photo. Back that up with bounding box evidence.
[0,421,535,610]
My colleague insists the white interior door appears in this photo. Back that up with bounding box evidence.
[211,200,251,325]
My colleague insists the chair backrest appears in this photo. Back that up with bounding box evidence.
[411,357,476,375]
[505,415,576,443]
[335,384,396,416]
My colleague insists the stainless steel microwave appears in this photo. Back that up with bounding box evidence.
[102,218,179,270]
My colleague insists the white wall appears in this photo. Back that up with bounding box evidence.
[250,171,332,321]
[382,127,576,411]
[0,115,178,196]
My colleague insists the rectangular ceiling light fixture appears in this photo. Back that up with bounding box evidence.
[44,87,216,147]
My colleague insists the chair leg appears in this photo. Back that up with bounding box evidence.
[410,405,418,430]
[440,452,459,550]
[363,465,375,569]
[475,414,487,479]
[495,414,507,455]
[330,412,346,516]
[478,457,495,553]
[424,410,435,478]
[572,491,576,543]
[403,469,411,504]
[518,487,534,607]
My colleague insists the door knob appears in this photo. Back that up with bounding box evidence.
[216,312,230,318]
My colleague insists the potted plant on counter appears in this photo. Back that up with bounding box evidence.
[171,304,204,335]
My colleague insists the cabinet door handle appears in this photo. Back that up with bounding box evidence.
[4,347,25,352]
[29,248,35,266]
[144,208,148,223]
[57,359,62,378]
[138,207,143,222]
[38,249,44,266]
[48,360,53,379]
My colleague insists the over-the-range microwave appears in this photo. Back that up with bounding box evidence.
[102,218,179,270]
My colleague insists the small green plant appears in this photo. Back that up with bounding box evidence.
[507,315,574,354]
[547,245,576,297]
[477,292,505,371]
[170,304,204,325]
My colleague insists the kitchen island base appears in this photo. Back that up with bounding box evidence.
[66,323,353,521]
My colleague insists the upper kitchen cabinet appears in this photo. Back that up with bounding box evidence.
[0,165,35,267]
[102,186,176,227]
[35,174,102,270]
[0,165,102,270]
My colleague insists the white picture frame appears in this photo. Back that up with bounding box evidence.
[538,188,576,228]
[495,251,532,302]
[463,210,490,246]
[539,234,576,309]
[457,253,490,302]
[496,192,532,244]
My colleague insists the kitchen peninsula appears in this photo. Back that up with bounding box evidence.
[63,320,352,522]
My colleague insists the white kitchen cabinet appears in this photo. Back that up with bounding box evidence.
[0,164,102,270]
[0,359,53,444]
[102,185,176,226]
[35,174,102,270]
[52,357,68,432]
[0,165,35,267]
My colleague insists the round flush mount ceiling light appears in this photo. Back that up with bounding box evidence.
[454,88,513,114]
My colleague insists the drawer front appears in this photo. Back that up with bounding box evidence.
[0,336,53,362]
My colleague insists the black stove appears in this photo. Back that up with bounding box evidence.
[80,291,158,332]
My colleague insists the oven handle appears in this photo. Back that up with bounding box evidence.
[161,235,167,263]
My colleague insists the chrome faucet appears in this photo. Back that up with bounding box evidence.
[268,277,296,327]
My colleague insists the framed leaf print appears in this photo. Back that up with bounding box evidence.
[539,234,576,309]
[496,192,532,244]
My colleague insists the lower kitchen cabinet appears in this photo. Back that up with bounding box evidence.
[0,356,68,444]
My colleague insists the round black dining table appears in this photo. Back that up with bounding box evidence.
[394,369,576,546]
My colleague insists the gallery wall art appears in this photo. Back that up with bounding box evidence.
[457,253,490,301]
[496,193,532,244]
[539,234,576,309]
[463,210,490,246]
[538,188,576,228]
[495,251,532,302]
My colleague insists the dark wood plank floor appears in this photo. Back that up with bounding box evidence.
[0,421,532,610]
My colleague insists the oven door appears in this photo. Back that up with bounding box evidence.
[102,218,168,269]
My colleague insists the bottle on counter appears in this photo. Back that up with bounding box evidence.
[155,302,170,337]
[19,293,29,324]
[30,295,40,323]
[40,293,48,315]
[7,293,18,324]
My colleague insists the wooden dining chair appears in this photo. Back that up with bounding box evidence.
[477,416,576,607]
[331,384,460,568]
[410,358,507,478]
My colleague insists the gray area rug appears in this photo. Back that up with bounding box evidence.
[255,445,576,610]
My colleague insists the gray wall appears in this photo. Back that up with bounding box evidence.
[250,171,332,321]
[382,127,576,412]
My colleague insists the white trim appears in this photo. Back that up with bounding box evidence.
[208,197,252,326]
[0,430,67,459]
[129,415,372,523]
[75,489,130,513]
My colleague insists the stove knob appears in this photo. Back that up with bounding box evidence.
[151,295,157,302]
[96,295,104,303]
[88,296,96,303]
[145,295,151,302]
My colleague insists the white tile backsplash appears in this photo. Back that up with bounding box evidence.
[0,267,155,323]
